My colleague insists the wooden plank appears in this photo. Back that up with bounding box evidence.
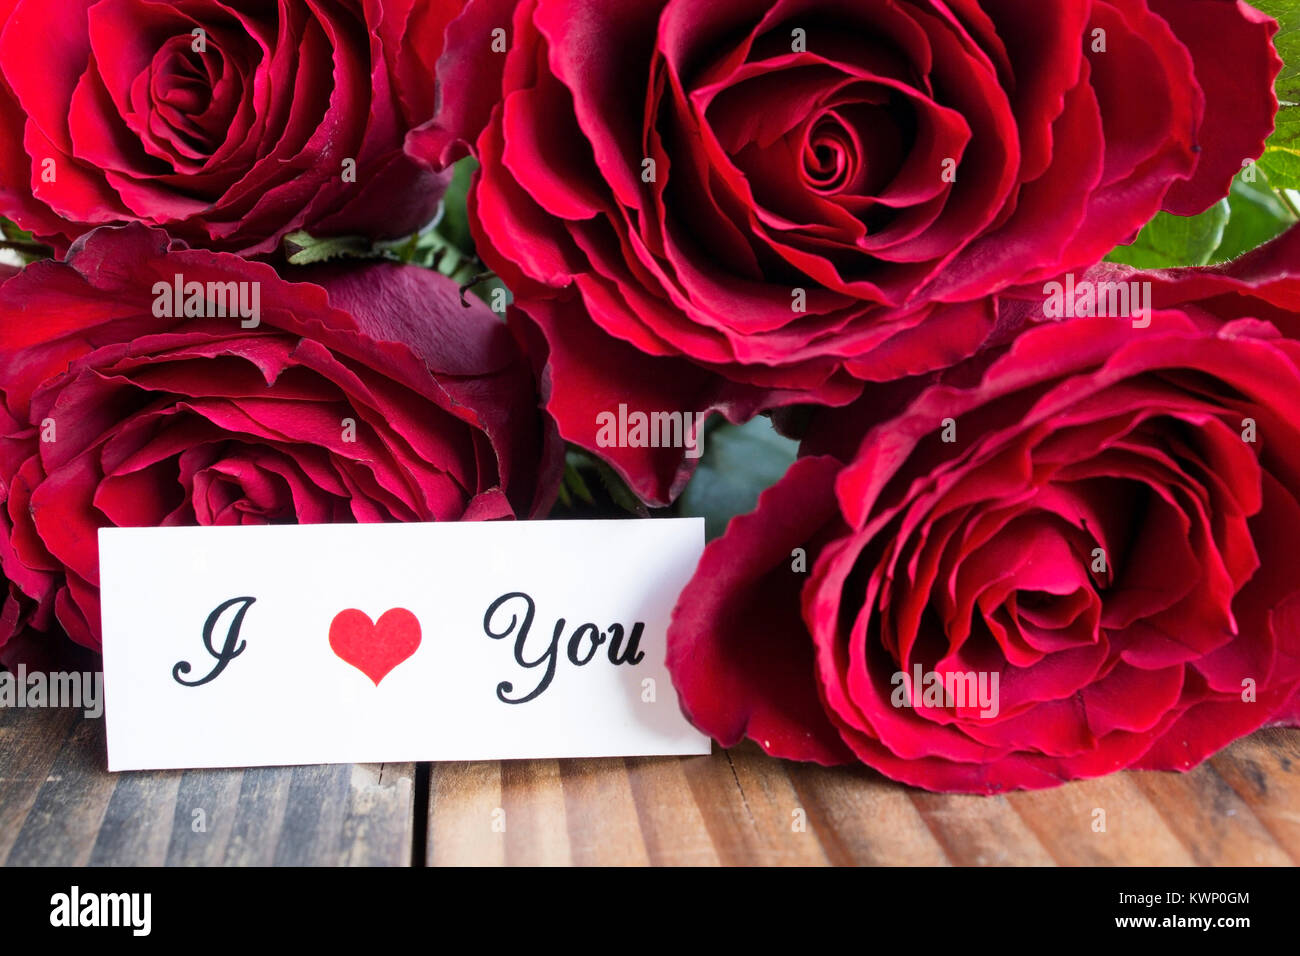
[557,758,649,866]
[6,711,119,866]
[88,768,182,865]
[1209,727,1300,863]
[500,759,572,866]
[164,769,245,866]
[426,752,742,866]
[427,759,506,866]
[717,744,831,865]
[622,754,720,865]
[784,760,949,865]
[178,760,415,866]
[338,764,417,866]
[1009,773,1197,865]
[4,700,1298,866]
[908,791,1053,866]
[1129,764,1292,866]
[210,765,294,866]
[420,732,1300,865]
[677,744,776,866]
[425,754,735,866]
[426,745,941,866]
[0,708,414,866]
[0,705,79,863]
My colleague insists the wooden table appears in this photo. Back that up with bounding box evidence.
[1,706,1297,865]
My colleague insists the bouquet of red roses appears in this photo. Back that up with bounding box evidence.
[0,0,1297,793]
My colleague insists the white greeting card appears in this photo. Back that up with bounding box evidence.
[98,519,710,770]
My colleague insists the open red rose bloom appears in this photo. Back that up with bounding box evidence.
[0,225,560,661]
[419,0,1281,504]
[0,0,458,255]
[668,231,1300,792]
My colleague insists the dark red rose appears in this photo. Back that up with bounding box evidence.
[667,228,1300,792]
[0,0,462,256]
[0,224,561,664]
[416,0,1281,505]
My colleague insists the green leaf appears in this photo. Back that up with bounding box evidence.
[1254,0,1300,104]
[1210,173,1294,262]
[436,157,477,255]
[1104,199,1231,268]
[0,218,36,245]
[1259,145,1300,188]
[559,451,597,507]
[282,158,482,273]
[1259,106,1300,188]
[405,227,480,281]
[591,458,650,517]
[282,230,378,266]
[547,447,649,517]
[0,216,52,264]
[676,416,798,541]
[1105,4,1300,266]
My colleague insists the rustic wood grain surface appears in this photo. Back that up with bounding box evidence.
[1,705,1297,865]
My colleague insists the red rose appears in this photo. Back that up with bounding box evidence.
[667,229,1300,792]
[0,224,561,663]
[417,0,1281,505]
[0,0,461,255]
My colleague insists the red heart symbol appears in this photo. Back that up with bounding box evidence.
[329,608,422,685]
